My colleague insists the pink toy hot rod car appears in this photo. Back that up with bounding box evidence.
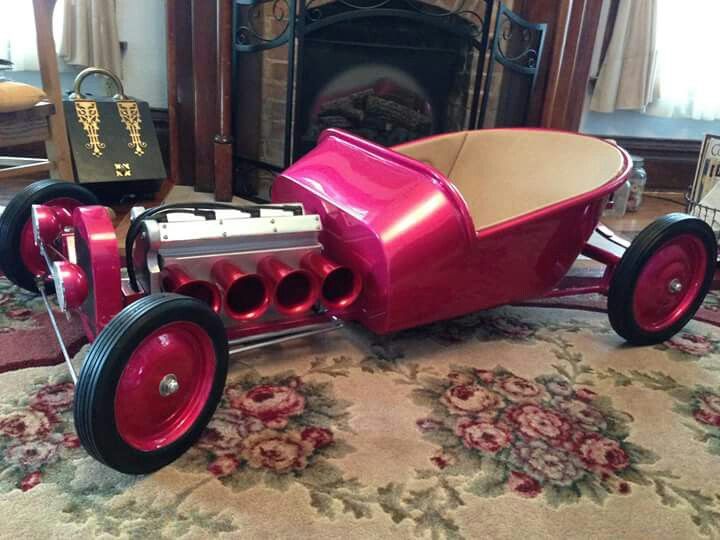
[0,128,714,474]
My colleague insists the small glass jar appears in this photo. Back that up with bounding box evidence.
[608,179,631,217]
[626,155,647,212]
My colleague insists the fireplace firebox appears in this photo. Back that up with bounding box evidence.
[293,1,482,159]
[232,0,546,198]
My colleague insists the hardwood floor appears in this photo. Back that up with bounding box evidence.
[602,191,687,235]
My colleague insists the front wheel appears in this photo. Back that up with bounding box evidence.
[73,294,229,474]
[0,180,99,292]
[608,213,716,345]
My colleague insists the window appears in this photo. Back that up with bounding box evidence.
[651,0,720,121]
[0,1,65,71]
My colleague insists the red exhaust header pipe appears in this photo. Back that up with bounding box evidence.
[301,252,362,309]
[258,256,319,315]
[211,260,271,321]
[161,265,222,313]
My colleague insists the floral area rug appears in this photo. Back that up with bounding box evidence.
[0,277,85,374]
[1,306,720,538]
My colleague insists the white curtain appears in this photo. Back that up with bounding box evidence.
[0,0,120,75]
[59,0,122,76]
[647,0,720,121]
[590,0,658,113]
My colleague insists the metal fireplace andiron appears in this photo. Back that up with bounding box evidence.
[232,0,546,193]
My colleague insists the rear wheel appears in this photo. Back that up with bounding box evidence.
[608,213,716,345]
[73,294,228,474]
[0,180,98,292]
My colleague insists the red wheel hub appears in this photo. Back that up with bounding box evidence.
[114,321,216,452]
[632,234,708,332]
[20,197,84,277]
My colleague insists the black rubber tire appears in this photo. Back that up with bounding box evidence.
[0,180,98,292]
[73,294,229,474]
[608,213,716,345]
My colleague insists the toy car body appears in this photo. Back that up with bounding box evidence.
[1,128,715,474]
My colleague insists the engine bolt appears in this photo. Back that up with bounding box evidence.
[668,278,683,294]
[159,374,179,396]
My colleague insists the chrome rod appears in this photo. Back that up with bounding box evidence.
[37,279,78,384]
[229,319,343,356]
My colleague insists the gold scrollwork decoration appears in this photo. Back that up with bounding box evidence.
[116,100,148,156]
[74,101,105,158]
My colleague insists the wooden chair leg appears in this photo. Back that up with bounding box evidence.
[33,0,74,181]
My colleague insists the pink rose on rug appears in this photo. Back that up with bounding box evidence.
[301,426,334,450]
[229,384,306,429]
[555,399,607,432]
[197,408,264,455]
[441,384,503,416]
[665,333,713,356]
[430,449,457,469]
[473,369,495,384]
[208,455,240,477]
[29,382,75,416]
[19,471,42,492]
[694,393,720,428]
[575,387,598,402]
[61,433,80,449]
[0,409,52,441]
[4,440,58,470]
[496,376,547,403]
[506,404,572,443]
[455,418,511,453]
[507,471,542,498]
[241,430,314,473]
[578,433,629,471]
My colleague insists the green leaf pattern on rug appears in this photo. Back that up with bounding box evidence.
[0,278,47,331]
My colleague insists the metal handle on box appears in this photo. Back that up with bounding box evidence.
[70,67,128,101]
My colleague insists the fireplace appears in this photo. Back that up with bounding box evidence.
[293,1,481,159]
[231,0,546,198]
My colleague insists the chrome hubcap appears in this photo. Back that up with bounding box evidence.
[668,278,683,294]
[159,374,179,396]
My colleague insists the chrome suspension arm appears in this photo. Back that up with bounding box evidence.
[36,278,78,384]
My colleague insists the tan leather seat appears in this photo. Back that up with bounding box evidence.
[393,130,626,230]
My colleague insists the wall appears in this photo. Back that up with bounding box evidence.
[7,1,167,108]
[116,0,168,108]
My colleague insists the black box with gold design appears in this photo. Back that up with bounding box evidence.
[63,68,165,202]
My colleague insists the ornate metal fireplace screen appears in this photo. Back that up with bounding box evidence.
[231,0,546,189]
